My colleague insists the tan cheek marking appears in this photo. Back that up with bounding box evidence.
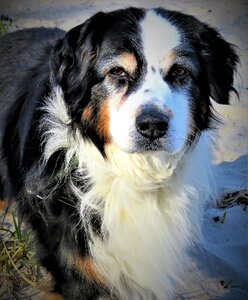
[82,106,93,121]
[97,102,111,142]
[119,52,137,74]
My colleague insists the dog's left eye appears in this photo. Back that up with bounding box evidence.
[171,65,188,78]
[109,67,127,77]
[165,65,189,86]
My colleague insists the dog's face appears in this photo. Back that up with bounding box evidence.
[52,8,238,155]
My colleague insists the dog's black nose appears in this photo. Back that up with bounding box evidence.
[136,111,169,140]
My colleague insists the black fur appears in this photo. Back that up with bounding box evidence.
[155,8,239,104]
[0,7,239,299]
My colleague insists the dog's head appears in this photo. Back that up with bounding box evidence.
[51,7,239,156]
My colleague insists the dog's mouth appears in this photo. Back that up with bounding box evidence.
[131,135,171,153]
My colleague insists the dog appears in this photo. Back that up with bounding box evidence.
[0,7,239,300]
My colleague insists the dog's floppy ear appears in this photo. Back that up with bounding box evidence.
[51,12,105,113]
[196,24,239,104]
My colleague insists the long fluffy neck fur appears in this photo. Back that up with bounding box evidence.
[73,139,213,299]
[40,87,216,299]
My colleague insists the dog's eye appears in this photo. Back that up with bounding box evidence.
[165,65,189,86]
[109,67,127,77]
[171,65,188,78]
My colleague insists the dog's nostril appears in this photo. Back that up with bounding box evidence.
[157,122,168,132]
[136,112,169,140]
[138,122,149,132]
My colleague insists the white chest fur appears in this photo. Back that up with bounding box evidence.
[73,139,214,300]
[41,87,215,299]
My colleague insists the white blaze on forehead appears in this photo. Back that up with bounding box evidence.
[109,10,190,154]
[141,10,180,67]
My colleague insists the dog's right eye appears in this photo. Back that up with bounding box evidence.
[109,67,127,77]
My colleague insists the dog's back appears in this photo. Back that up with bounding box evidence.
[0,28,64,197]
[0,28,64,109]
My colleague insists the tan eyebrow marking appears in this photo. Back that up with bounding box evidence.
[118,52,137,74]
[162,50,177,72]
[97,102,111,143]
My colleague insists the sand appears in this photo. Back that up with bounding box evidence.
[0,1,247,299]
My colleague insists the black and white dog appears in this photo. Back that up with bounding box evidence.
[0,7,238,300]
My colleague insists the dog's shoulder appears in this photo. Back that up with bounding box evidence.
[0,27,65,88]
[0,27,65,49]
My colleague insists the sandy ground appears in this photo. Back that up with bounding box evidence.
[0,0,247,299]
